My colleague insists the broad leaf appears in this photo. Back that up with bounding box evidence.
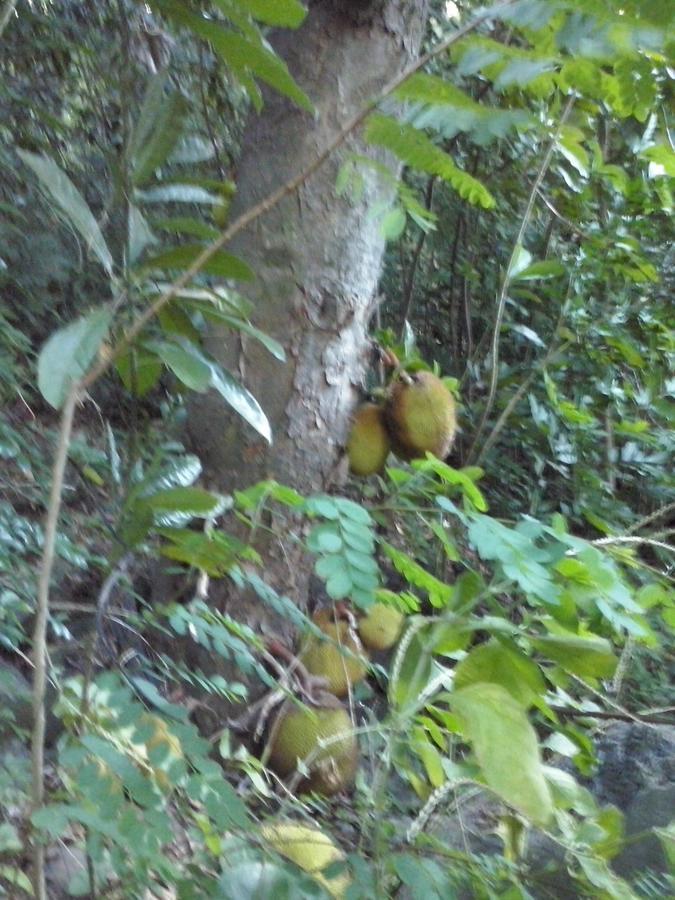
[530,633,617,679]
[145,487,225,516]
[145,340,212,392]
[130,76,189,186]
[209,364,272,444]
[453,641,545,708]
[38,308,112,408]
[142,244,254,280]
[452,682,553,825]
[222,0,306,28]
[18,150,113,275]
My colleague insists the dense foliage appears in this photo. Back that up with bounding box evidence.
[0,0,673,897]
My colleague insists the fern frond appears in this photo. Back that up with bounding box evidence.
[365,114,495,209]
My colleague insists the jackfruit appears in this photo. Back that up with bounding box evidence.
[385,371,456,461]
[299,608,368,698]
[261,821,350,898]
[357,603,404,651]
[346,403,390,476]
[267,694,358,796]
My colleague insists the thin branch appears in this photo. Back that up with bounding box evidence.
[535,188,590,240]
[31,387,78,900]
[399,176,436,338]
[475,340,569,464]
[626,501,675,535]
[550,705,674,727]
[466,94,576,463]
[591,535,675,555]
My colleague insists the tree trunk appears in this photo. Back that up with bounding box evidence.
[179,2,430,676]
[187,0,429,499]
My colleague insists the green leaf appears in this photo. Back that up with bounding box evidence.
[558,135,590,178]
[389,625,438,711]
[159,529,250,575]
[142,244,254,280]
[365,114,495,209]
[152,216,221,241]
[17,150,113,275]
[210,314,286,361]
[209,363,272,444]
[382,542,454,609]
[116,348,163,397]
[451,683,553,825]
[530,633,617,679]
[224,0,306,28]
[38,307,112,409]
[149,338,271,442]
[145,487,225,516]
[0,864,33,894]
[380,206,407,240]
[393,854,449,898]
[507,243,532,280]
[454,641,545,707]
[152,1,312,110]
[128,205,157,264]
[145,339,212,391]
[130,77,189,186]
[511,260,565,282]
[417,459,487,511]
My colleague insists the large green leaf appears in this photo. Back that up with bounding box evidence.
[17,150,113,275]
[38,308,113,408]
[530,633,617,679]
[220,0,307,28]
[451,682,553,825]
[209,363,272,444]
[130,78,189,186]
[148,339,271,443]
[453,640,545,708]
[142,244,254,280]
[145,487,225,516]
[145,340,212,392]
[151,1,312,111]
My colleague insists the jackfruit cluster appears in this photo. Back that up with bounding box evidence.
[347,370,457,475]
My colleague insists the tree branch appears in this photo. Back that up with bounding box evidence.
[550,706,675,727]
[31,386,78,900]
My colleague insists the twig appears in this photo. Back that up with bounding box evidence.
[550,705,674,727]
[535,188,590,240]
[467,94,576,463]
[95,553,134,663]
[31,387,78,900]
[592,535,675,555]
[475,340,569,464]
[399,176,436,337]
[626,501,675,535]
